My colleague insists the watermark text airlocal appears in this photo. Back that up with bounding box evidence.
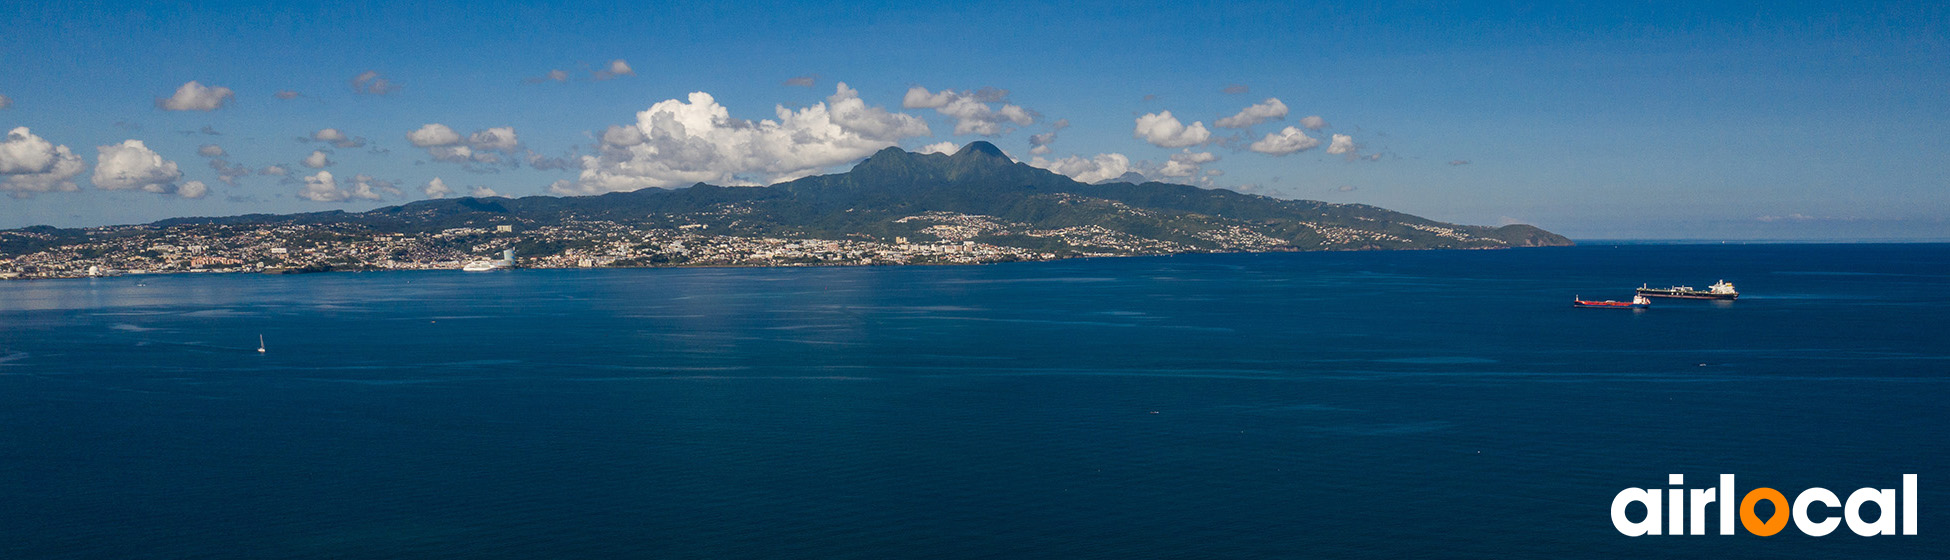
[1611,474,1917,536]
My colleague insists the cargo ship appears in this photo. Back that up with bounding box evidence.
[1574,295,1651,309]
[1637,280,1738,300]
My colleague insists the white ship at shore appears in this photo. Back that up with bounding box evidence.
[463,250,517,272]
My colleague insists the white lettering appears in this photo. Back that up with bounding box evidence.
[1793,487,1841,537]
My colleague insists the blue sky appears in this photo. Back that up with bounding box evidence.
[1,1,1945,239]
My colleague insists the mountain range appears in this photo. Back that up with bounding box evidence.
[4,142,1570,260]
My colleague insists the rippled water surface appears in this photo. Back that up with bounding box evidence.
[3,244,1945,558]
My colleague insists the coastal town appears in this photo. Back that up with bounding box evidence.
[0,209,1362,280]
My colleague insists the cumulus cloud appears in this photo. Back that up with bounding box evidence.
[594,59,634,81]
[310,128,366,149]
[783,75,817,87]
[208,158,250,184]
[902,86,1037,136]
[0,127,86,197]
[302,150,333,169]
[468,127,519,151]
[296,171,390,202]
[93,139,194,196]
[407,123,463,148]
[423,177,452,198]
[1326,134,1356,155]
[468,185,499,197]
[351,174,399,199]
[298,171,342,201]
[1028,119,1068,155]
[260,164,289,176]
[1248,126,1322,155]
[556,83,931,195]
[350,71,400,95]
[178,180,209,199]
[1158,150,1218,178]
[1133,111,1211,148]
[408,123,523,164]
[274,90,301,100]
[917,141,958,155]
[826,83,930,141]
[525,151,575,171]
[157,81,234,111]
[197,144,226,157]
[1215,98,1289,128]
[1028,153,1133,184]
[1337,185,1357,192]
[0,94,11,109]
[1299,115,1329,130]
[1222,84,1250,95]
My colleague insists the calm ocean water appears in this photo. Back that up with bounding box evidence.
[2,244,1944,559]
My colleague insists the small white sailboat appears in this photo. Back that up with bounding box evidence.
[257,334,266,354]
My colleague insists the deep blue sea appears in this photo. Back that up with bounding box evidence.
[2,244,1945,559]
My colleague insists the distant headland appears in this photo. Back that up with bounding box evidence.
[0,142,1570,279]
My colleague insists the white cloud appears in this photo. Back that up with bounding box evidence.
[902,86,1036,136]
[594,59,634,80]
[428,145,476,163]
[197,144,226,157]
[208,158,250,184]
[1300,115,1328,130]
[827,83,931,142]
[0,94,11,109]
[556,84,931,195]
[1248,126,1322,155]
[600,125,645,147]
[409,123,522,163]
[349,174,397,199]
[157,81,234,111]
[423,177,452,198]
[1133,111,1211,148]
[1222,84,1250,95]
[469,185,500,197]
[525,151,575,171]
[298,171,343,201]
[407,124,462,148]
[783,75,816,87]
[178,180,208,199]
[311,128,366,149]
[0,127,86,197]
[1157,150,1218,178]
[1028,153,1133,184]
[1028,119,1069,155]
[274,90,301,100]
[260,165,289,176]
[295,171,387,202]
[1172,150,1218,164]
[918,142,958,155]
[351,71,400,95]
[302,150,332,169]
[93,139,192,195]
[1215,98,1289,128]
[1327,134,1356,155]
[468,127,519,151]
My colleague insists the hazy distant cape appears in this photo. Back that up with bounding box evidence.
[14,142,1571,255]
